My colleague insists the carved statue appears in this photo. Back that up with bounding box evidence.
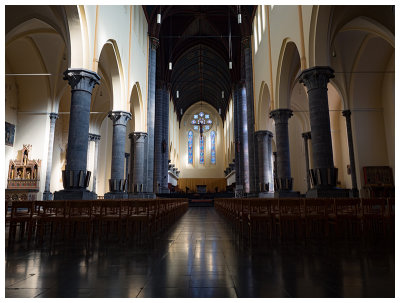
[10,165,14,179]
[23,150,28,165]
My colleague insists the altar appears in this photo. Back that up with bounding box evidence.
[6,144,41,202]
[196,185,207,194]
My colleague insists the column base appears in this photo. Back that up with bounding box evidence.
[350,188,359,198]
[258,191,275,198]
[54,189,97,200]
[42,191,54,201]
[274,190,300,198]
[306,187,350,198]
[159,187,170,194]
[104,192,129,199]
[128,192,156,199]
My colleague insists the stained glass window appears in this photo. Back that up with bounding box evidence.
[199,136,205,164]
[210,131,216,164]
[205,114,210,119]
[188,130,193,164]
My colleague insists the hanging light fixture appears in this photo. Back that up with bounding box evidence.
[157,6,161,24]
[237,6,242,24]
[228,7,233,70]
[169,62,172,70]
[222,91,224,98]
[176,90,179,98]
[180,108,183,115]
[219,108,222,115]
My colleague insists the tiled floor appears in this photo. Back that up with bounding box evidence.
[5,207,395,298]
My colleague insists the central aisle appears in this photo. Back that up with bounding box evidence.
[5,207,395,298]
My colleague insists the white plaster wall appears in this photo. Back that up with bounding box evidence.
[169,99,180,171]
[288,114,307,194]
[223,98,234,168]
[97,117,113,196]
[83,5,148,115]
[382,52,395,178]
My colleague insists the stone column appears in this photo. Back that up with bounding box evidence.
[238,81,250,192]
[299,66,336,189]
[146,36,159,195]
[89,134,101,194]
[161,87,170,193]
[255,130,274,192]
[254,132,260,192]
[273,151,277,184]
[125,152,130,192]
[266,132,274,191]
[43,113,59,200]
[233,85,241,187]
[242,36,256,193]
[54,68,100,200]
[342,110,359,197]
[270,109,294,192]
[104,111,131,199]
[302,132,312,190]
[154,81,170,193]
[128,132,147,195]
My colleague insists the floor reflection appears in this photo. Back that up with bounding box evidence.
[5,207,395,298]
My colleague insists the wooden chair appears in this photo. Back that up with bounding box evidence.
[387,197,395,237]
[97,200,122,240]
[67,201,93,240]
[331,198,362,238]
[9,201,35,242]
[275,198,304,239]
[247,198,273,241]
[5,201,11,228]
[122,200,150,243]
[34,200,67,241]
[304,198,333,238]
[361,198,386,237]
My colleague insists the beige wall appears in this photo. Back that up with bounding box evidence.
[179,102,225,179]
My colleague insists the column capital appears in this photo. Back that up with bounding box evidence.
[255,130,273,141]
[63,68,100,94]
[302,131,312,140]
[342,109,351,118]
[129,131,148,142]
[299,66,334,91]
[149,36,160,50]
[234,80,246,89]
[108,111,132,126]
[49,112,59,121]
[88,133,101,142]
[269,108,293,123]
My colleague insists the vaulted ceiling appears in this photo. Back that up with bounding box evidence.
[143,5,256,119]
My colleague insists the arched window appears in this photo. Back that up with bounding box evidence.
[210,130,216,164]
[199,135,205,164]
[188,130,193,164]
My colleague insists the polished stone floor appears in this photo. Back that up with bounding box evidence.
[5,207,395,298]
